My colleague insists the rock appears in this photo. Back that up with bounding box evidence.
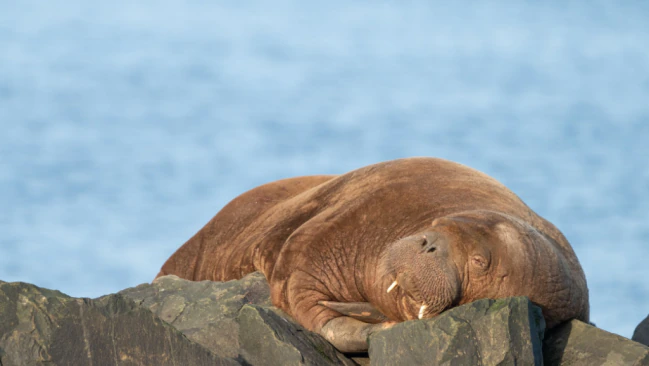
[120,272,272,359]
[237,305,357,366]
[368,296,545,365]
[633,314,649,347]
[0,281,240,366]
[0,282,71,364]
[544,319,649,365]
[6,274,648,366]
[349,356,370,365]
[120,272,356,365]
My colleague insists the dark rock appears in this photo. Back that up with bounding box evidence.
[120,273,356,365]
[120,272,272,359]
[368,296,545,365]
[348,355,370,365]
[633,314,649,347]
[0,281,240,366]
[0,282,71,364]
[7,274,647,366]
[237,304,357,366]
[544,319,649,365]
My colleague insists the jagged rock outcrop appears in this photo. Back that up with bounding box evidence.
[633,314,649,347]
[2,273,649,366]
[119,272,272,359]
[0,281,239,366]
[368,296,546,365]
[544,319,649,365]
[237,304,356,366]
[120,273,355,365]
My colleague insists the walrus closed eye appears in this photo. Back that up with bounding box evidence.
[156,157,589,353]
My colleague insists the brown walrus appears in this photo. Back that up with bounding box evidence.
[156,157,589,352]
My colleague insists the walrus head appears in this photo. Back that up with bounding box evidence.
[378,210,588,327]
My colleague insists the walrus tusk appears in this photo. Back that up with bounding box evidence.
[418,305,427,319]
[387,281,398,293]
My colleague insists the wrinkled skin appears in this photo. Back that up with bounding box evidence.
[156,157,589,352]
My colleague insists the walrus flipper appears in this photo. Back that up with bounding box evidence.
[320,316,395,353]
[318,301,389,324]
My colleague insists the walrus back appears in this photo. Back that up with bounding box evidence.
[156,175,335,281]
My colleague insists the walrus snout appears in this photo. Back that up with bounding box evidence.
[382,232,449,274]
[419,234,438,254]
[380,231,461,320]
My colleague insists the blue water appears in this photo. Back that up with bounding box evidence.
[1,1,648,338]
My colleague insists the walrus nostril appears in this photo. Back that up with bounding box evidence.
[420,234,437,253]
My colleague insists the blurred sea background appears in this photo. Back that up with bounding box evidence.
[1,1,648,339]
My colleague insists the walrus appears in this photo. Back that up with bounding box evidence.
[156,157,589,352]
